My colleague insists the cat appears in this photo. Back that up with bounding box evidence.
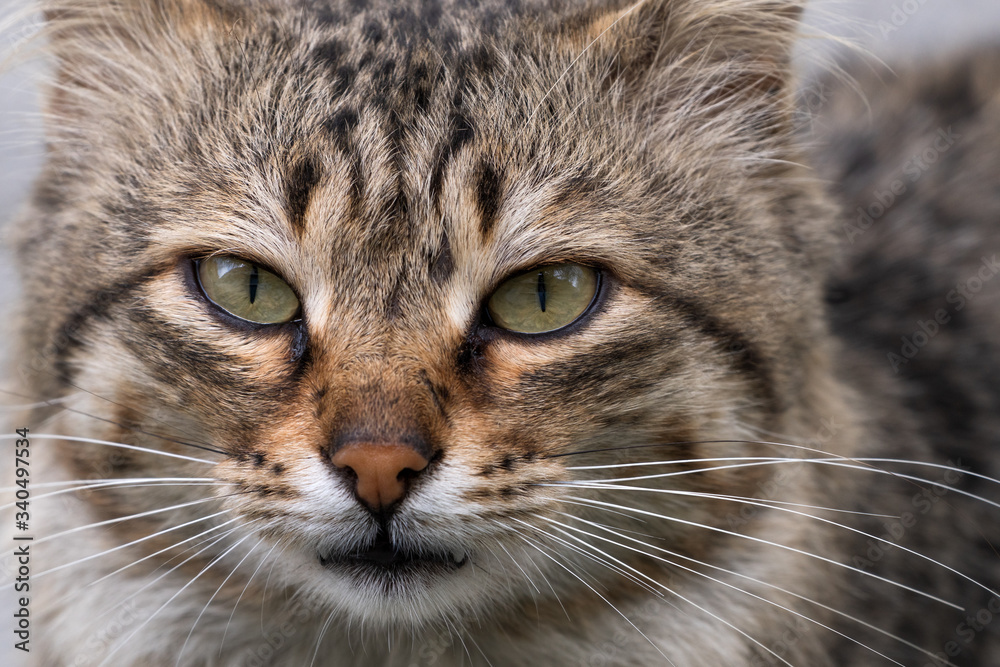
[2,0,999,665]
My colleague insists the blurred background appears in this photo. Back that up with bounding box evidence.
[0,0,999,664]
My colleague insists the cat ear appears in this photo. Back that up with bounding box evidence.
[41,0,226,43]
[562,0,803,130]
[38,0,238,123]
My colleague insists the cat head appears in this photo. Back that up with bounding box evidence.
[17,0,839,629]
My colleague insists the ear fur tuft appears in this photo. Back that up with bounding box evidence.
[563,0,804,128]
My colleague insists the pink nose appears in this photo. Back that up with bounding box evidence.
[331,442,430,510]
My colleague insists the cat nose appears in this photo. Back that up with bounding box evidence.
[331,442,430,511]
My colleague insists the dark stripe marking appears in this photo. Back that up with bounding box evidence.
[51,268,161,383]
[331,65,357,98]
[324,108,359,152]
[667,295,782,418]
[475,159,504,239]
[550,174,602,209]
[125,307,264,394]
[429,113,475,209]
[312,39,346,69]
[363,19,385,44]
[385,278,405,321]
[430,230,454,284]
[322,108,364,222]
[286,157,321,233]
[420,370,449,420]
[376,109,409,238]
[346,152,366,225]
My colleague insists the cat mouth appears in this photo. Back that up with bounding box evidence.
[318,532,468,574]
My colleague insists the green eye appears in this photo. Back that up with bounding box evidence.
[197,256,300,325]
[486,263,598,334]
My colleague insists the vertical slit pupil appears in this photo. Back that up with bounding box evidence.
[537,271,546,312]
[249,265,259,304]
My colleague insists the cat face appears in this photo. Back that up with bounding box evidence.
[18,0,843,645]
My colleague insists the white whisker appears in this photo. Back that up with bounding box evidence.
[33,495,230,546]
[567,453,998,489]
[220,539,282,656]
[559,438,999,486]
[99,533,255,667]
[1,478,221,509]
[545,514,906,666]
[176,535,267,667]
[800,461,1000,511]
[100,521,259,622]
[555,505,959,666]
[0,476,218,491]
[460,623,494,667]
[567,495,966,610]
[514,530,676,666]
[509,518,663,598]
[566,455,792,472]
[88,517,244,589]
[492,526,569,621]
[539,518,799,667]
[548,480,895,517]
[494,540,541,595]
[35,508,232,579]
[309,609,338,667]
[0,433,216,465]
[527,0,652,125]
[261,542,292,634]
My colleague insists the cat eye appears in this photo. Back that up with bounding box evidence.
[197,256,300,325]
[486,263,599,334]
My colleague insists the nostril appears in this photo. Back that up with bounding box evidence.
[397,466,422,482]
[331,442,430,511]
[338,463,358,481]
